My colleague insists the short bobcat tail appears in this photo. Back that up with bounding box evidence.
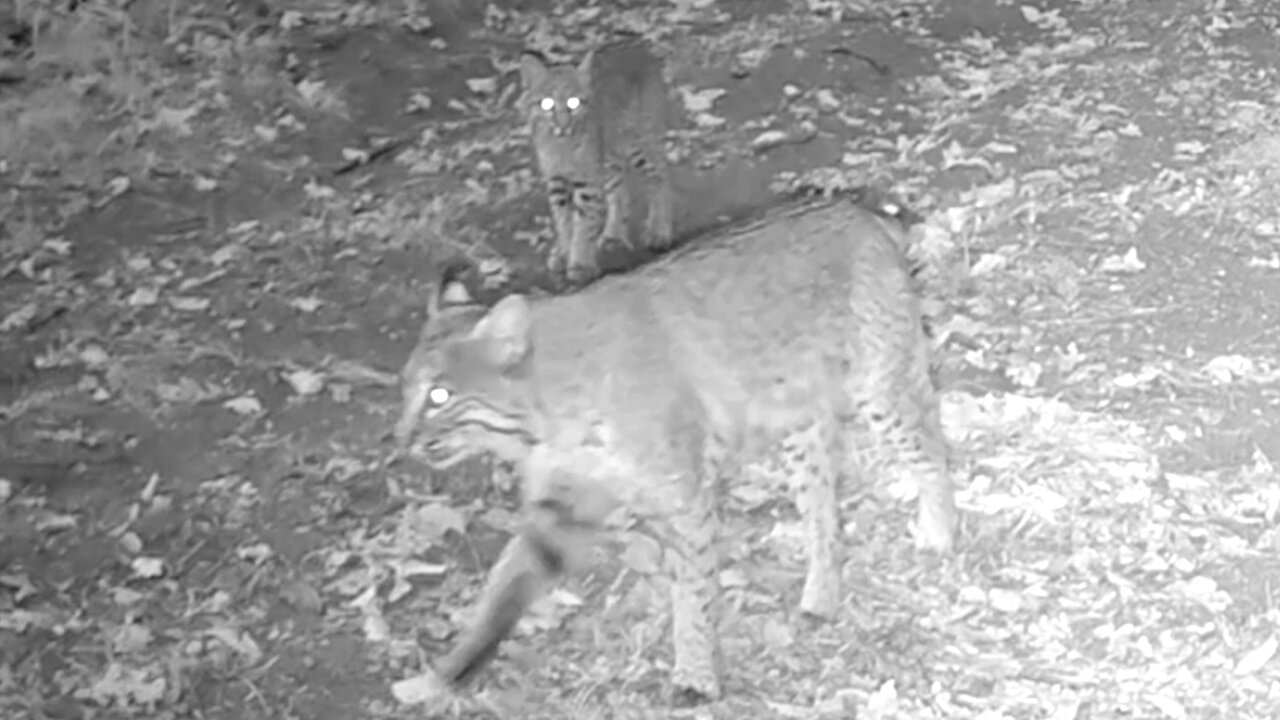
[434,500,577,687]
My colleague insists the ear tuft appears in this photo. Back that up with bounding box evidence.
[426,259,474,317]
[470,295,533,368]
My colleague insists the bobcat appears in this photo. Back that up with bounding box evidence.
[519,36,674,286]
[395,195,958,703]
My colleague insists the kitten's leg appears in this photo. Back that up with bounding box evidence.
[565,182,605,285]
[778,420,842,619]
[545,175,576,277]
[643,166,675,252]
[600,172,630,249]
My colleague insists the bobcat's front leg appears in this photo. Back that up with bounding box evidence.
[601,174,630,250]
[664,501,723,705]
[545,175,577,278]
[656,436,727,705]
[565,182,605,285]
[643,170,675,252]
[779,421,842,619]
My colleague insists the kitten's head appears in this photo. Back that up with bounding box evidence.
[396,265,539,469]
[518,50,596,137]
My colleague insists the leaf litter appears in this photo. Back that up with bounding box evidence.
[4,0,1280,719]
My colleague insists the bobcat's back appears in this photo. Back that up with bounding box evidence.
[530,199,927,462]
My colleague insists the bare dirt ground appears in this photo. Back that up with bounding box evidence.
[3,0,1280,718]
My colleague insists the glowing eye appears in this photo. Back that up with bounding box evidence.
[427,386,452,406]
[539,97,555,111]
[565,96,581,110]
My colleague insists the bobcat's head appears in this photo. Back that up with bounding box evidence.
[396,270,540,470]
[518,49,598,138]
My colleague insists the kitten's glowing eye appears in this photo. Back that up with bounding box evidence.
[427,386,452,406]
[566,96,581,110]
[539,97,555,111]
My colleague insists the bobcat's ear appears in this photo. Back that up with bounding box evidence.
[576,49,596,83]
[470,295,533,369]
[519,51,550,88]
[426,260,474,318]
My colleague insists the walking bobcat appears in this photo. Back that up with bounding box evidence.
[396,195,958,703]
[519,36,674,285]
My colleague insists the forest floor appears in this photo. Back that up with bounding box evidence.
[3,0,1280,718]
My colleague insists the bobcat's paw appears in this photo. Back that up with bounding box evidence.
[643,227,675,253]
[670,668,721,707]
[798,570,841,620]
[914,507,957,553]
[564,256,601,286]
[546,246,567,276]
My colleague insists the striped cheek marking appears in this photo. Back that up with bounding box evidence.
[421,395,539,468]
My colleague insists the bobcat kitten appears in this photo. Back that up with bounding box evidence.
[519,37,674,285]
[396,196,958,703]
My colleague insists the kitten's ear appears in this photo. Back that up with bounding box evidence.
[470,295,533,369]
[426,260,474,318]
[519,51,550,88]
[576,49,596,83]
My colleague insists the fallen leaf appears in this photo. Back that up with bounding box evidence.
[466,77,497,94]
[400,504,468,546]
[281,580,325,613]
[168,295,210,312]
[392,671,452,706]
[127,287,160,307]
[1098,247,1145,273]
[284,369,325,396]
[290,296,324,313]
[0,302,37,332]
[236,543,274,564]
[223,395,264,415]
[110,623,154,654]
[130,557,165,579]
[84,662,166,707]
[205,625,263,662]
[119,531,143,554]
[620,532,663,575]
[1234,635,1278,675]
[678,85,726,114]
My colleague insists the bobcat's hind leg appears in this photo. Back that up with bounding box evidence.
[778,420,843,619]
[844,251,958,552]
[900,403,957,552]
[846,366,957,552]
